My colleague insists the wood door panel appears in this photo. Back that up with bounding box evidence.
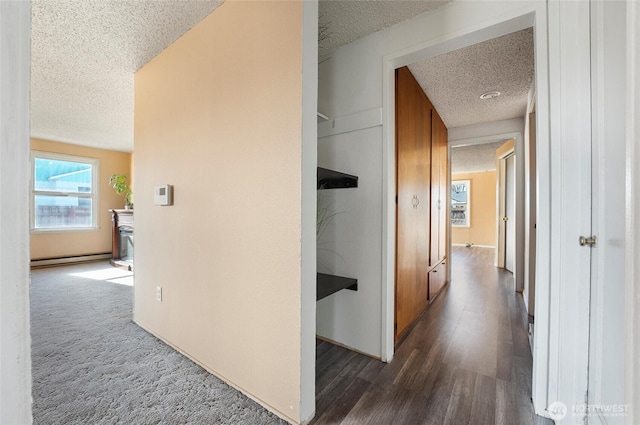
[395,67,420,336]
[395,66,448,338]
[435,111,448,264]
[415,98,431,307]
[430,110,441,266]
[428,260,447,301]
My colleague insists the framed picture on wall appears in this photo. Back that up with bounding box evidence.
[451,180,470,227]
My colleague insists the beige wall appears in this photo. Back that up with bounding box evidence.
[30,138,132,260]
[133,1,304,423]
[451,171,497,247]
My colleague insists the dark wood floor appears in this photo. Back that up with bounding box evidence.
[311,246,552,425]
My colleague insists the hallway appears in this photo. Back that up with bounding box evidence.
[312,246,551,424]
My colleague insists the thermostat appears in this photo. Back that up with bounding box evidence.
[154,184,173,206]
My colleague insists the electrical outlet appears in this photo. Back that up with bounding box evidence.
[156,286,162,302]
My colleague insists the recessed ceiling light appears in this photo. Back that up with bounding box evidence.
[480,91,501,100]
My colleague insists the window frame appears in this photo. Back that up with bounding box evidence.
[30,150,100,233]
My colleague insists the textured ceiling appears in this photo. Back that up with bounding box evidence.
[451,141,507,174]
[408,28,534,129]
[31,0,223,152]
[319,0,452,57]
[32,1,532,153]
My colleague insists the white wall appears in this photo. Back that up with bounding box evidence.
[0,1,32,423]
[448,118,524,142]
[317,126,383,357]
[317,1,540,359]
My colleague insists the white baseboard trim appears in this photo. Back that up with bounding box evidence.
[451,244,496,249]
[315,334,382,361]
[30,253,112,268]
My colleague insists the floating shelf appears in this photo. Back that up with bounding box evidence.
[317,167,358,190]
[317,273,358,301]
[316,166,358,300]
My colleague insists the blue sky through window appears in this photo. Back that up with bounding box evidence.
[34,158,92,193]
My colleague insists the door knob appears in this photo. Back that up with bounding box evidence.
[579,235,596,247]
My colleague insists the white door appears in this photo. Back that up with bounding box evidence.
[587,1,627,423]
[505,154,516,273]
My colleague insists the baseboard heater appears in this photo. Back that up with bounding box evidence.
[30,253,112,268]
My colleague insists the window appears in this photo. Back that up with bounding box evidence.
[451,180,470,227]
[31,151,99,232]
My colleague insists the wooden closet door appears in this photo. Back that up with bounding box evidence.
[429,111,448,300]
[395,67,432,338]
[395,67,419,337]
[415,97,431,307]
[430,110,441,267]
[434,111,448,264]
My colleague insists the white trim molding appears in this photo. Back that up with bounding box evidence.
[535,1,593,422]
[626,0,640,422]
[452,244,496,249]
[301,1,319,422]
[0,1,32,423]
[30,253,112,268]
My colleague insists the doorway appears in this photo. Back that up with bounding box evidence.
[504,154,516,273]
[496,141,517,274]
[383,12,547,408]
[390,21,535,350]
[450,140,505,252]
[381,13,546,363]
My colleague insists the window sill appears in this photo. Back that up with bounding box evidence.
[30,227,100,234]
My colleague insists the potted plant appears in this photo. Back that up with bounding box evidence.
[109,174,133,209]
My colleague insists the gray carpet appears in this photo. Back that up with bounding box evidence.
[30,261,287,425]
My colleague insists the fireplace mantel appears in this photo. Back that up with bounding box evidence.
[110,209,133,271]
